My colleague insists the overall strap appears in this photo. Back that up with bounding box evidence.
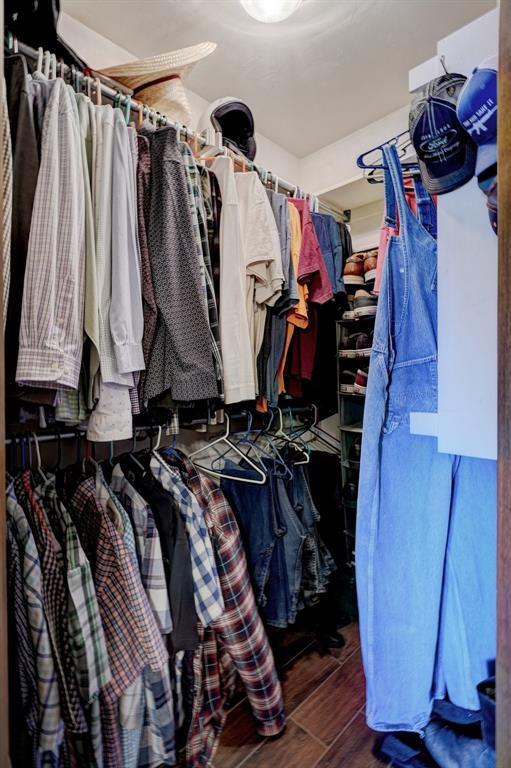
[412,176,437,239]
[384,164,398,230]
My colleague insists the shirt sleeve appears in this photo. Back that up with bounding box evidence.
[110,111,145,375]
[16,79,85,389]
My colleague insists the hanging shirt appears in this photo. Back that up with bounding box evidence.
[235,171,284,391]
[144,125,218,403]
[110,109,145,377]
[312,213,335,294]
[110,463,172,635]
[211,156,256,404]
[7,484,64,763]
[289,198,333,305]
[16,77,85,390]
[149,457,225,628]
[323,213,346,294]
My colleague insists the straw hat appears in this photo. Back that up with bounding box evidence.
[100,41,217,126]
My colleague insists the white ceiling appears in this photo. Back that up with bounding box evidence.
[63,0,495,157]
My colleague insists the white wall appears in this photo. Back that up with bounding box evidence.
[297,105,410,195]
[350,200,384,253]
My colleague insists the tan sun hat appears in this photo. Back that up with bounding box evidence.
[99,41,217,126]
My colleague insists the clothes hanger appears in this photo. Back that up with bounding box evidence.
[356,129,411,171]
[269,406,310,463]
[30,432,48,484]
[189,414,267,485]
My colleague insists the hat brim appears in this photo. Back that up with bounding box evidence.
[418,141,477,195]
[475,141,497,177]
[99,41,216,88]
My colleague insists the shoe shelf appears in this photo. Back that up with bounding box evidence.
[336,280,378,575]
[338,349,371,360]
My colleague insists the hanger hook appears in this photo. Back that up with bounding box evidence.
[154,426,162,452]
[439,54,449,76]
[37,46,44,74]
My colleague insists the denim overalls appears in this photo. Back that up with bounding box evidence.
[356,144,496,733]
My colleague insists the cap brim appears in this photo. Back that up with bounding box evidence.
[475,141,497,177]
[418,141,477,195]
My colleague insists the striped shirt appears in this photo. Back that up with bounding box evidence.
[16,77,85,390]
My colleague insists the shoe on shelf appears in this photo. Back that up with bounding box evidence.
[354,368,368,395]
[343,481,358,507]
[363,249,378,285]
[340,369,356,394]
[343,254,365,287]
[339,331,371,358]
[342,302,356,321]
[353,289,378,318]
[348,436,362,464]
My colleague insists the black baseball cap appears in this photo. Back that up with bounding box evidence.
[409,73,477,195]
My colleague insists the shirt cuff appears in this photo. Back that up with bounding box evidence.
[114,342,146,375]
[16,346,82,390]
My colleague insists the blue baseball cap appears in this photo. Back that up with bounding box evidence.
[457,56,497,178]
[409,73,477,195]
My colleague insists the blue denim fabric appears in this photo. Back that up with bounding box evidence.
[220,461,290,628]
[313,213,336,294]
[265,461,306,624]
[424,720,488,768]
[323,213,345,294]
[356,143,496,733]
[287,464,336,593]
[477,678,495,753]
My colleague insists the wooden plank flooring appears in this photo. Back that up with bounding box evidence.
[213,624,391,768]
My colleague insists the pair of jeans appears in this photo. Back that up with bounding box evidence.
[221,459,307,627]
[287,463,335,594]
[356,144,496,734]
[221,460,292,628]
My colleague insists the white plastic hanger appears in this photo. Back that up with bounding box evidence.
[189,414,267,485]
[30,432,48,484]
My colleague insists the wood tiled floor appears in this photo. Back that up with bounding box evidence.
[213,624,391,768]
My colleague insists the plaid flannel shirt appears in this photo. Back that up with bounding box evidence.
[69,477,168,768]
[15,471,89,735]
[110,463,172,635]
[36,478,111,704]
[179,142,223,396]
[159,452,286,767]
[37,478,110,768]
[149,457,224,628]
[105,467,176,767]
[7,484,64,762]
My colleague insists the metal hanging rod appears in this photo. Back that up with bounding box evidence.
[6,37,348,222]
[5,424,167,446]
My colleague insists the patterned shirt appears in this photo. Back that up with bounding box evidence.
[110,463,172,635]
[7,484,64,762]
[16,76,85,390]
[15,471,89,735]
[180,142,223,399]
[69,476,168,768]
[160,452,286,767]
[35,477,111,705]
[149,456,224,627]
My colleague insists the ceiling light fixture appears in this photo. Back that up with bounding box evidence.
[239,0,303,24]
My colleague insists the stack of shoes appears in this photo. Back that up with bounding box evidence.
[362,248,378,288]
[339,331,372,358]
[348,436,362,467]
[343,254,365,288]
[354,368,369,395]
[340,369,356,394]
[353,290,378,319]
[343,249,378,290]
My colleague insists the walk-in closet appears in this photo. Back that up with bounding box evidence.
[1,1,510,766]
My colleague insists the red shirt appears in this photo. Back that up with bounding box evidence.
[289,199,333,305]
